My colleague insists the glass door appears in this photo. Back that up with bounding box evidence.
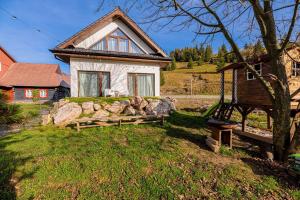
[128,73,154,96]
[78,71,110,97]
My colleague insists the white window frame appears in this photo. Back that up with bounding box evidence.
[247,63,262,80]
[39,89,47,98]
[25,89,33,98]
[0,62,2,71]
[292,61,300,77]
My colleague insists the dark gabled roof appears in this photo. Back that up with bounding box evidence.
[0,63,70,88]
[54,7,169,58]
[0,46,16,62]
[50,48,172,62]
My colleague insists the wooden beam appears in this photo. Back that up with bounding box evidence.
[242,114,247,132]
[267,112,272,129]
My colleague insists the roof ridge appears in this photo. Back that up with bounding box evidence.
[54,7,169,57]
[55,7,120,48]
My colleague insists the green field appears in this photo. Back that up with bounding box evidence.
[161,62,232,95]
[0,111,299,199]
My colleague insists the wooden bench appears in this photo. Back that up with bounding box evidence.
[72,115,168,132]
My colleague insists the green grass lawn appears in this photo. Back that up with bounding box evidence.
[17,103,50,120]
[0,112,299,199]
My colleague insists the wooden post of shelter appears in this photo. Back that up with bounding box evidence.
[236,106,254,132]
[232,69,238,104]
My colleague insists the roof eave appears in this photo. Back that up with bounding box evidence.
[50,48,172,63]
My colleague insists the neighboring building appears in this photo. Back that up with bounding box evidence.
[0,46,16,79]
[51,7,171,97]
[0,63,70,102]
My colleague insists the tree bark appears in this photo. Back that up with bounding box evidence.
[271,58,291,161]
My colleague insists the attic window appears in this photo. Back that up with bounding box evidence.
[247,63,262,80]
[89,28,145,54]
[292,61,300,77]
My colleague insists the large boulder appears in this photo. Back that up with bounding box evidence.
[93,109,110,119]
[136,109,146,116]
[120,100,130,107]
[156,101,171,115]
[139,100,148,110]
[53,102,82,126]
[123,106,136,115]
[131,96,143,107]
[104,101,126,114]
[93,103,101,111]
[58,99,69,107]
[82,101,94,114]
[145,99,161,115]
[50,102,59,117]
[131,96,148,110]
[162,97,177,111]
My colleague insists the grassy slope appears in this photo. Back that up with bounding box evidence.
[0,112,299,199]
[161,62,232,95]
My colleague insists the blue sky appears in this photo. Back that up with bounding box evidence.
[0,0,228,73]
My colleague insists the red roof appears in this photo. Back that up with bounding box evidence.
[0,63,70,88]
[0,46,16,62]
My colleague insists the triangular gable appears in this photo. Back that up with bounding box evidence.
[88,28,145,54]
[56,7,168,57]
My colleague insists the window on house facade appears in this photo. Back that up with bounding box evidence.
[0,62,2,71]
[89,28,145,54]
[78,71,110,97]
[247,63,262,80]
[39,89,47,98]
[25,89,33,98]
[128,73,154,96]
[292,61,300,77]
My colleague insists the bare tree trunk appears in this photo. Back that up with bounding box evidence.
[271,59,291,161]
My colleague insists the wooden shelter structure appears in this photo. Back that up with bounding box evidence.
[214,45,300,135]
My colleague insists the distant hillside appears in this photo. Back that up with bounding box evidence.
[161,62,232,95]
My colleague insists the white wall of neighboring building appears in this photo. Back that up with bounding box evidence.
[70,58,161,97]
[75,19,155,54]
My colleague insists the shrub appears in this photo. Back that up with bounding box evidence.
[0,91,22,124]
[160,70,165,86]
[187,58,194,69]
[197,57,203,66]
[170,57,177,70]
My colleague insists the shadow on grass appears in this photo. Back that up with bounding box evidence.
[164,111,210,150]
[241,157,300,188]
[166,111,206,129]
[0,135,37,200]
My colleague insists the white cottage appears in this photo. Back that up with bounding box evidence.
[51,7,171,97]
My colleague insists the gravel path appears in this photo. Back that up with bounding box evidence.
[161,95,232,100]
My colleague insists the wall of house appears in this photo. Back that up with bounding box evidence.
[70,58,161,97]
[75,19,155,54]
[0,49,15,78]
[236,47,300,106]
[283,47,300,100]
[13,87,69,102]
[236,64,273,106]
